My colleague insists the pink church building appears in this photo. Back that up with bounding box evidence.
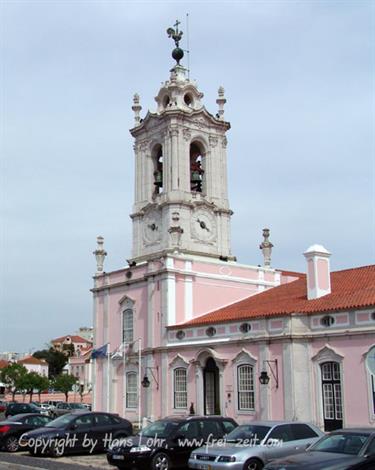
[91,28,375,431]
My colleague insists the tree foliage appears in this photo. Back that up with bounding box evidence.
[53,374,77,401]
[33,347,68,378]
[0,363,28,399]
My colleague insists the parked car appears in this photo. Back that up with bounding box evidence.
[39,403,52,416]
[50,402,87,418]
[20,411,132,457]
[0,401,7,413]
[263,428,375,470]
[5,403,42,418]
[43,400,63,409]
[107,415,238,470]
[188,421,324,470]
[0,413,52,452]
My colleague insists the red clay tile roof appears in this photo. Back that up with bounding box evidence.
[51,335,92,344]
[176,265,375,327]
[0,360,9,369]
[18,356,47,365]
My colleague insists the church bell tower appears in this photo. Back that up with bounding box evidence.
[130,22,234,262]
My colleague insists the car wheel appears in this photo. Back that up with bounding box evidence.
[49,442,65,457]
[243,458,263,470]
[151,452,171,470]
[4,436,19,452]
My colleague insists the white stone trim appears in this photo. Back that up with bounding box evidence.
[166,273,176,326]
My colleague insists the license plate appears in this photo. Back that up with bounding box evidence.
[197,465,211,470]
[113,455,125,460]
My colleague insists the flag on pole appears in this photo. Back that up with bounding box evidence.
[91,343,108,359]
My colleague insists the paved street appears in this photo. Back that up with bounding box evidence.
[0,451,110,469]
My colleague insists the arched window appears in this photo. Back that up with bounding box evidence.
[153,145,163,194]
[190,142,204,192]
[237,364,254,410]
[174,368,187,409]
[126,372,138,408]
[122,308,133,343]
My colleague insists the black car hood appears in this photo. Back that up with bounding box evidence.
[269,451,363,470]
[23,427,63,438]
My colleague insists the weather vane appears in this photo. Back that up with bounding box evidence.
[166,20,184,65]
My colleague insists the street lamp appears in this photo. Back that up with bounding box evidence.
[258,359,279,388]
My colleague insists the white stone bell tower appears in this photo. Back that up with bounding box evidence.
[129,22,234,262]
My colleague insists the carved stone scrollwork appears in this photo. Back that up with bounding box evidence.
[169,128,179,138]
[222,136,228,148]
[209,135,218,148]
[168,226,183,247]
[183,128,192,142]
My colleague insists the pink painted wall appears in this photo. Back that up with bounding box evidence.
[310,337,375,426]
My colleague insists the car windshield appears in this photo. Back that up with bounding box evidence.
[45,414,75,428]
[226,425,271,443]
[69,403,86,409]
[139,420,179,438]
[311,433,370,455]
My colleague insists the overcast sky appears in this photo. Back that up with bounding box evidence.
[1,0,374,353]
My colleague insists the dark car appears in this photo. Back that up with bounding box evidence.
[0,400,7,413]
[5,402,41,418]
[0,413,52,452]
[107,415,238,470]
[20,411,132,457]
[264,428,375,470]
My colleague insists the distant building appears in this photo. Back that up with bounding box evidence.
[51,334,92,356]
[17,356,48,377]
[75,327,93,342]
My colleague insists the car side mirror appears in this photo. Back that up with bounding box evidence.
[70,424,78,431]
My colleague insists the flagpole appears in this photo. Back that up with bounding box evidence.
[107,342,110,412]
[138,337,142,430]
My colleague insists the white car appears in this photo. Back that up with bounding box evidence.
[188,421,325,470]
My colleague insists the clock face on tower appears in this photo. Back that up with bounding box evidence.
[191,208,217,242]
[143,209,162,244]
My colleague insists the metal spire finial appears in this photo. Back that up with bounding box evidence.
[167,20,184,65]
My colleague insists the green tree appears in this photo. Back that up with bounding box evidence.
[0,363,28,400]
[33,374,50,402]
[33,348,68,378]
[53,374,77,402]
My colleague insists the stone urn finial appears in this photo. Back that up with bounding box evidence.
[132,93,142,126]
[259,228,273,267]
[93,236,107,274]
[216,86,226,120]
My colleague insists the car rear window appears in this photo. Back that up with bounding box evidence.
[290,423,319,440]
[222,419,237,434]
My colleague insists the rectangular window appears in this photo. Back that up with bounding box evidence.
[174,368,187,409]
[123,309,134,344]
[323,383,334,419]
[372,375,375,414]
[238,365,255,410]
[126,372,138,408]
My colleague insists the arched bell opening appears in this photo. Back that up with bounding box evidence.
[153,144,163,194]
[190,142,205,193]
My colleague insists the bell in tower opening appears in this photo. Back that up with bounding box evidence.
[153,145,163,195]
[190,142,204,192]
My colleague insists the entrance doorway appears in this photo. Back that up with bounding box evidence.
[321,361,343,431]
[203,358,220,415]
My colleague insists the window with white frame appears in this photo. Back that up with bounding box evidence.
[237,364,255,410]
[126,372,138,408]
[366,346,375,415]
[122,308,133,344]
[174,368,187,409]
